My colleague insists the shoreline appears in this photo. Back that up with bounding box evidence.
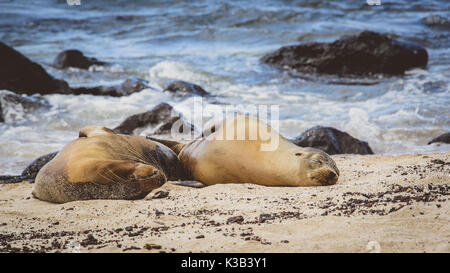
[0,152,449,253]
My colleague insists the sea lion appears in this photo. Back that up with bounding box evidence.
[32,126,185,203]
[151,115,339,187]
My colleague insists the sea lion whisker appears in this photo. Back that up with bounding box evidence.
[98,169,121,185]
[124,144,148,163]
[110,151,147,164]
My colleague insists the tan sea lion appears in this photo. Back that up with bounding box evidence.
[150,115,339,187]
[32,126,186,203]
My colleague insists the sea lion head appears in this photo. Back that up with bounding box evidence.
[78,125,116,138]
[295,147,339,186]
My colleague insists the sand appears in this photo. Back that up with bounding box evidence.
[0,152,449,253]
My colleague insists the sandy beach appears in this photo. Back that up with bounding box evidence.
[0,152,448,253]
[1,0,449,257]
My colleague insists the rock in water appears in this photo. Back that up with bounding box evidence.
[70,77,150,97]
[0,43,143,97]
[0,175,25,184]
[164,81,210,97]
[0,151,58,184]
[120,76,150,94]
[428,132,450,145]
[261,31,428,77]
[21,152,59,182]
[421,15,450,29]
[53,49,106,69]
[0,41,70,95]
[114,103,195,136]
[292,126,374,155]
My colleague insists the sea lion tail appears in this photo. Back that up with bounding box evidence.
[146,137,186,155]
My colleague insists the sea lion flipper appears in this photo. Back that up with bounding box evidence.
[169,180,207,188]
[146,137,186,155]
[79,125,116,138]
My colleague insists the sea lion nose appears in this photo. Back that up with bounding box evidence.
[327,171,338,185]
[150,169,159,177]
[149,169,165,185]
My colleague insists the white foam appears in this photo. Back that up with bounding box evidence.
[147,61,222,89]
[88,64,125,73]
[1,100,26,123]
[344,108,382,141]
[1,58,450,175]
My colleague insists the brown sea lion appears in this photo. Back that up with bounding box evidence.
[150,115,339,187]
[32,126,185,203]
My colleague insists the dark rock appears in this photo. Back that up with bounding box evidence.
[292,126,374,155]
[154,209,165,216]
[80,234,99,247]
[421,15,450,29]
[143,243,162,250]
[0,151,58,184]
[53,49,106,69]
[151,190,169,199]
[261,31,428,77]
[0,175,25,184]
[0,90,49,123]
[428,132,450,145]
[123,246,141,251]
[151,116,195,136]
[227,216,244,224]
[125,226,133,232]
[164,81,210,97]
[21,152,58,181]
[0,42,145,97]
[114,103,195,136]
[259,213,275,223]
[0,41,70,95]
[70,86,123,97]
[114,103,173,134]
[70,77,150,97]
[120,76,150,94]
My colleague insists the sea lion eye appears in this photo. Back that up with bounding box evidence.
[311,159,322,167]
[295,153,302,156]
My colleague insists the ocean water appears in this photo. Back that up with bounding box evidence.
[0,0,449,175]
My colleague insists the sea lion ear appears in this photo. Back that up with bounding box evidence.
[79,126,117,138]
